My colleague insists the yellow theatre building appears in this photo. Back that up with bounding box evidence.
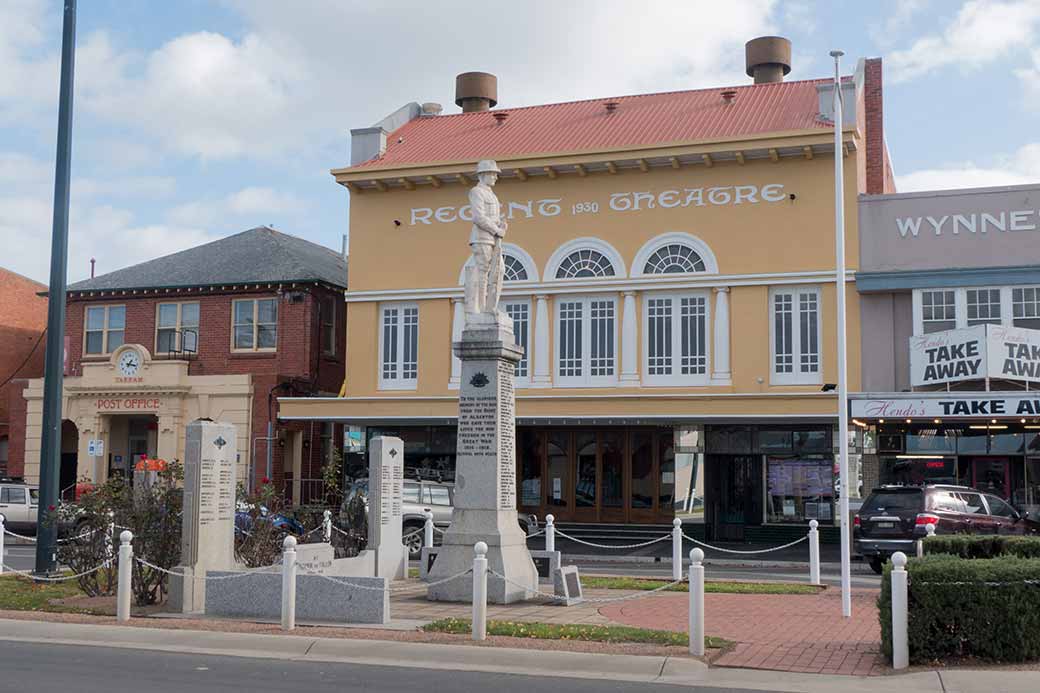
[280,38,896,541]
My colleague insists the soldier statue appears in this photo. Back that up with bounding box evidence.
[465,159,508,321]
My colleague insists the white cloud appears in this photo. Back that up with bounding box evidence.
[1015,47,1040,109]
[888,0,1040,83]
[896,142,1040,191]
[168,186,304,227]
[869,0,929,47]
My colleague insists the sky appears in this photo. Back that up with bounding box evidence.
[2,0,1039,285]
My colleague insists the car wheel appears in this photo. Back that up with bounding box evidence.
[868,558,884,575]
[403,523,424,559]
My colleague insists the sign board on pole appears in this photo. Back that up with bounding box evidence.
[909,325,1040,387]
[87,439,104,457]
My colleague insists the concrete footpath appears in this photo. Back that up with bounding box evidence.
[2,618,1037,692]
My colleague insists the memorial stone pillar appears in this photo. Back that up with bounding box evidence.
[368,436,406,579]
[427,317,538,603]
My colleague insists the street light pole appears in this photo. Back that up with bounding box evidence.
[830,49,852,619]
[35,0,77,576]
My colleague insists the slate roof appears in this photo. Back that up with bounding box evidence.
[350,78,834,171]
[68,227,347,292]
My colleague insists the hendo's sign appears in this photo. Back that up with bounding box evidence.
[409,183,787,226]
[909,325,1040,387]
[852,396,1040,419]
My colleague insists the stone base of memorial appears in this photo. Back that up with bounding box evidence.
[427,318,538,604]
[206,572,389,624]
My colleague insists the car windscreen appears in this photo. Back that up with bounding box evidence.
[859,490,923,515]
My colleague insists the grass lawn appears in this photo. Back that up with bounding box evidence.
[423,617,730,649]
[581,575,821,595]
[0,573,96,613]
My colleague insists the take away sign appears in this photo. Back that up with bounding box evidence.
[910,324,1040,387]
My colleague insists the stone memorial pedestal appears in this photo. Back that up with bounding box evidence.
[427,317,537,603]
[169,419,237,613]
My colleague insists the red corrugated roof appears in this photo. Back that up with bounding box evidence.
[350,78,834,171]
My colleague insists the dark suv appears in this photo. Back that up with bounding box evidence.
[854,484,1039,574]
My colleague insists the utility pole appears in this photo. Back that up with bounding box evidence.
[830,49,852,619]
[35,0,77,576]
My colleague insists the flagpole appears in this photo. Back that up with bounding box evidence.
[830,49,852,619]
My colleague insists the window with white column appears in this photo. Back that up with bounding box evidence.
[643,293,709,386]
[379,303,419,390]
[503,299,531,384]
[555,295,617,386]
[770,287,821,385]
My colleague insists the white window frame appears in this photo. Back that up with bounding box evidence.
[502,298,531,387]
[553,294,618,387]
[1012,286,1040,328]
[231,297,278,352]
[379,303,419,391]
[769,286,822,385]
[84,304,126,356]
[641,291,711,386]
[155,301,199,355]
[912,287,1036,335]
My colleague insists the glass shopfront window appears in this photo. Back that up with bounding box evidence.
[905,429,957,454]
[765,457,834,523]
[518,430,541,508]
[883,456,957,486]
[362,426,456,481]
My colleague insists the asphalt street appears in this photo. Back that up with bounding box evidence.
[0,641,772,693]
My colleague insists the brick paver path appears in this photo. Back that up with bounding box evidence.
[600,588,884,676]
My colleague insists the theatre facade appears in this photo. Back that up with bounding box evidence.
[853,183,1040,512]
[280,39,894,539]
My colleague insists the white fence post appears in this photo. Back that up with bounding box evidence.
[672,518,683,581]
[281,535,297,632]
[808,519,821,586]
[472,541,488,641]
[323,510,332,543]
[424,510,434,549]
[117,530,133,623]
[0,514,6,575]
[545,514,555,553]
[891,551,909,670]
[688,548,705,656]
[917,523,936,558]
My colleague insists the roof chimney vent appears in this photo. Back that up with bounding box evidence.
[455,72,498,112]
[421,102,443,116]
[493,111,509,123]
[721,89,737,104]
[604,100,620,112]
[745,36,791,84]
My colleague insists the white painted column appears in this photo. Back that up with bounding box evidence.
[449,297,465,388]
[711,287,731,383]
[532,294,552,387]
[620,291,639,383]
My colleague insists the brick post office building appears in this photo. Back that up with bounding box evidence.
[0,268,48,478]
[11,227,347,502]
[281,37,895,542]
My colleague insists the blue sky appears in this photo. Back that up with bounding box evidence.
[2,0,1038,284]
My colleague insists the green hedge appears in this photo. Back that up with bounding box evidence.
[922,535,1040,559]
[879,554,1040,663]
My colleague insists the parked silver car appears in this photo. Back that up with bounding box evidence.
[0,482,39,533]
[344,478,537,558]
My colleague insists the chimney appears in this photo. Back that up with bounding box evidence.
[745,36,792,84]
[455,72,498,112]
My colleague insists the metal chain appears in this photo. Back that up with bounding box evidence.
[1,562,107,582]
[552,530,672,550]
[682,533,807,555]
[526,529,545,538]
[296,563,472,593]
[134,556,282,580]
[3,527,102,544]
[486,567,686,604]
[402,527,423,540]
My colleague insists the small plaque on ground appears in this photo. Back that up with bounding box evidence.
[553,565,583,606]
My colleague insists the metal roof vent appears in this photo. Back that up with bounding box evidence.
[604,100,620,112]
[455,72,498,112]
[745,36,792,84]
[421,102,443,116]
[493,111,509,123]
[721,89,737,104]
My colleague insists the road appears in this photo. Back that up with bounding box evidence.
[0,641,771,693]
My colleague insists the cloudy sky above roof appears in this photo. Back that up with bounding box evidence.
[2,0,1038,284]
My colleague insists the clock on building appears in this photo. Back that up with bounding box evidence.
[118,348,142,377]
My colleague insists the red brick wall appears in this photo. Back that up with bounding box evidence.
[863,58,895,195]
[17,283,346,489]
[0,269,47,477]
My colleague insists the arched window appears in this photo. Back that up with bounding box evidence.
[643,244,706,274]
[503,254,528,282]
[555,249,616,279]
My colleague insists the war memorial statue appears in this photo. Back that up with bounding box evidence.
[427,160,538,603]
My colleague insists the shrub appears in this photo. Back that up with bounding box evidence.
[923,535,1040,559]
[879,553,1040,663]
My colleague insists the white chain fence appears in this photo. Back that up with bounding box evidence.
[0,562,108,582]
[487,567,686,604]
[296,563,473,594]
[552,530,672,550]
[682,532,808,555]
[134,556,282,580]
[3,527,103,544]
